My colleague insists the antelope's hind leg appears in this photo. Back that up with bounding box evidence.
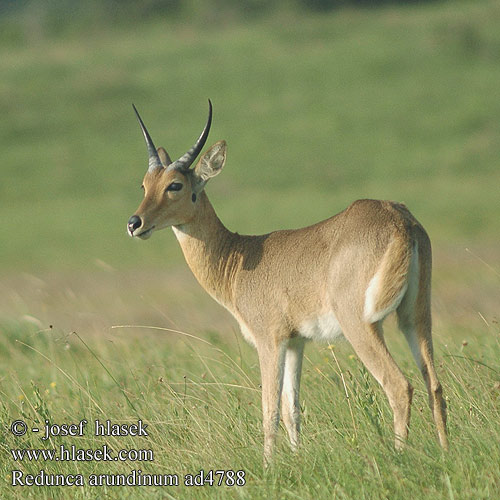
[342,319,413,449]
[397,287,448,449]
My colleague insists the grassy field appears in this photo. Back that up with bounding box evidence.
[1,0,499,498]
[0,319,499,499]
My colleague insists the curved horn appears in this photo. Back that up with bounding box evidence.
[132,104,163,173]
[169,99,213,172]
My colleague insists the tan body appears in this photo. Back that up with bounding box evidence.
[128,104,448,463]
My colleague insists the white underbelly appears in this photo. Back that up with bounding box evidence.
[298,312,344,342]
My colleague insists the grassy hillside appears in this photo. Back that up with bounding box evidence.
[1,0,499,272]
[1,1,499,499]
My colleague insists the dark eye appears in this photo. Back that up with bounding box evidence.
[166,182,183,192]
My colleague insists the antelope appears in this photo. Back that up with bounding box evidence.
[127,100,448,462]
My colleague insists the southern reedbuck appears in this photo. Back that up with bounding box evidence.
[127,101,448,462]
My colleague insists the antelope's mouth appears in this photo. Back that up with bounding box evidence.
[136,226,155,239]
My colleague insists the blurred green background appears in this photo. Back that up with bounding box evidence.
[0,0,499,336]
[1,0,499,274]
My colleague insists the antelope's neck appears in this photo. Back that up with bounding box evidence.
[171,191,241,308]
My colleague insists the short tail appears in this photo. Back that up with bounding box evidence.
[364,234,414,323]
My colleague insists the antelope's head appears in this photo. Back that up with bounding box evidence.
[127,100,226,239]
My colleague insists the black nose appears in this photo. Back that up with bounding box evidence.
[128,215,142,235]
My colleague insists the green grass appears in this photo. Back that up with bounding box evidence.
[1,0,500,498]
[0,319,499,499]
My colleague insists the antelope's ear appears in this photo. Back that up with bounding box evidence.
[191,140,227,193]
[157,147,172,167]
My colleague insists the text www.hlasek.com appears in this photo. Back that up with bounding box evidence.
[11,444,153,462]
[9,419,246,488]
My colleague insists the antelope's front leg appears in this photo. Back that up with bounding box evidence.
[257,339,288,465]
[281,337,305,450]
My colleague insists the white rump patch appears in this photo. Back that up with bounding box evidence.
[298,312,343,342]
[364,271,408,324]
